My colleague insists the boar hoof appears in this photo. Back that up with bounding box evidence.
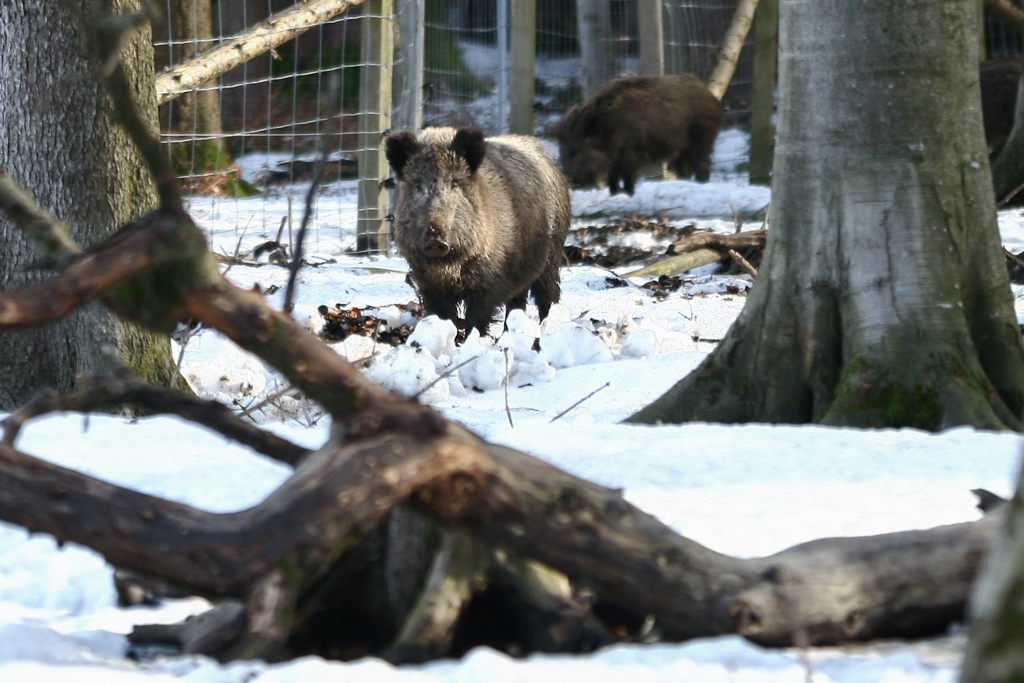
[424,239,451,258]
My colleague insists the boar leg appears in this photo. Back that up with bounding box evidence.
[463,290,502,337]
[507,293,528,313]
[687,123,718,182]
[419,289,461,326]
[530,269,561,323]
[609,159,636,196]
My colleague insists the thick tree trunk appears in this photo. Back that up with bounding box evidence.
[628,0,1024,431]
[991,53,1024,204]
[961,483,1024,683]
[0,0,182,409]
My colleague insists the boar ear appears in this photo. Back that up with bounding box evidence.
[451,128,487,173]
[385,130,419,179]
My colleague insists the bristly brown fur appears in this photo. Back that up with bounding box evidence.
[385,127,571,336]
[553,74,723,196]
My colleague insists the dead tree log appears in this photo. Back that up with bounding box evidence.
[625,229,767,277]
[0,7,1004,664]
[0,404,999,659]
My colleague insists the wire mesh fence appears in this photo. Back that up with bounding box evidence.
[154,0,1021,247]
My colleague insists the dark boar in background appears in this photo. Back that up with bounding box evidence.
[553,74,723,196]
[980,56,1021,158]
[385,127,571,336]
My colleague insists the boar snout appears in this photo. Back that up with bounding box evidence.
[423,224,451,258]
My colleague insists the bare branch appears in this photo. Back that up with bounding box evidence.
[0,212,198,329]
[0,173,81,267]
[1,375,310,466]
[706,0,761,100]
[284,74,343,314]
[985,0,1024,31]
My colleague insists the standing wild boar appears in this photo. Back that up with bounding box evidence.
[553,74,723,196]
[385,127,571,336]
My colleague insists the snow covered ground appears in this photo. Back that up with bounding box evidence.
[3,144,1024,682]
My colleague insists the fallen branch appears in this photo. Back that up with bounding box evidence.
[155,0,366,105]
[0,420,999,653]
[707,0,761,100]
[1,375,310,466]
[624,229,767,278]
[623,249,723,278]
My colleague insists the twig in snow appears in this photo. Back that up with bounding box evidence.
[413,354,482,400]
[283,73,342,314]
[236,383,298,422]
[549,382,611,423]
[504,347,514,429]
[998,180,1024,209]
[222,216,253,276]
[727,248,758,277]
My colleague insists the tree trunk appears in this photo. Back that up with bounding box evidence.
[961,482,1024,682]
[628,0,1024,432]
[217,0,275,132]
[156,0,238,191]
[991,52,1024,204]
[0,0,182,410]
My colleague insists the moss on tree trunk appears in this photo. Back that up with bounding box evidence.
[627,0,1024,432]
[157,0,258,197]
[0,0,185,408]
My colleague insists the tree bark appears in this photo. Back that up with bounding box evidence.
[0,0,182,409]
[628,0,1024,431]
[960,484,1024,683]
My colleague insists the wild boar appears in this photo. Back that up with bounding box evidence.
[553,73,723,196]
[385,126,571,336]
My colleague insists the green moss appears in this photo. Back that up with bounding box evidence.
[115,322,190,393]
[169,139,260,198]
[107,221,219,334]
[825,358,943,430]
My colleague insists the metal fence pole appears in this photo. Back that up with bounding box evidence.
[393,0,424,132]
[509,0,536,135]
[749,0,777,186]
[357,0,394,254]
[577,0,615,97]
[639,0,665,76]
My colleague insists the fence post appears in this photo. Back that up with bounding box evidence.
[748,0,777,186]
[393,0,424,133]
[577,0,615,97]
[509,0,537,135]
[498,0,510,133]
[357,0,394,254]
[638,0,664,76]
